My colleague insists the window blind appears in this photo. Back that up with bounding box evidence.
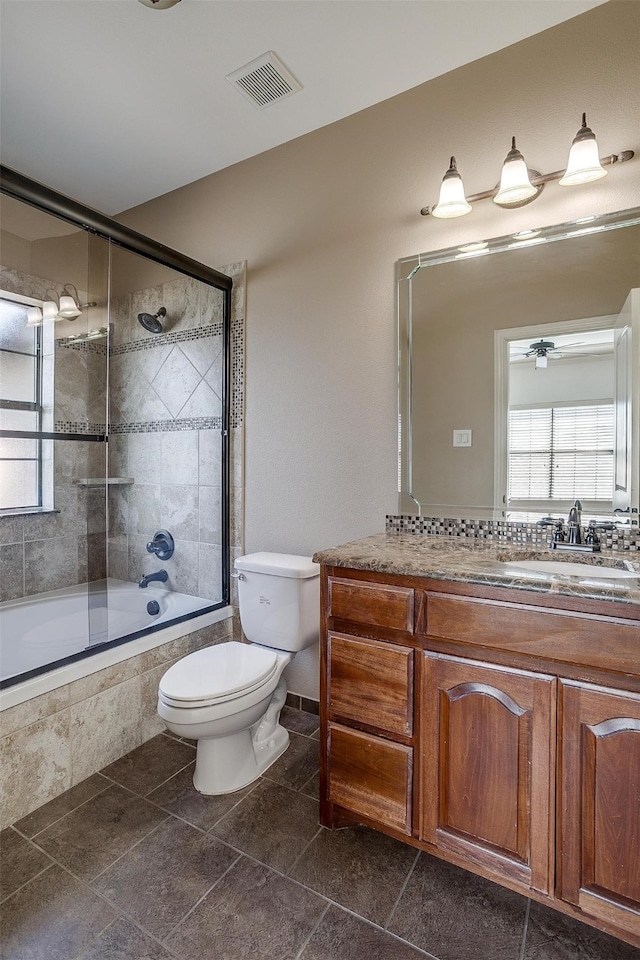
[508,403,614,502]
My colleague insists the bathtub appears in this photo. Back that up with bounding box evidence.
[0,578,232,707]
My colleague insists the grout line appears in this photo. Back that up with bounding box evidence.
[140,757,197,798]
[519,898,532,960]
[297,770,320,799]
[69,915,123,960]
[0,860,54,905]
[13,778,114,841]
[287,825,323,877]
[384,848,421,931]
[87,814,171,884]
[294,902,331,959]
[161,850,243,942]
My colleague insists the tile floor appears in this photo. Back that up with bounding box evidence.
[2,705,639,960]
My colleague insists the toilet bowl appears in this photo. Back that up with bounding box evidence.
[157,552,319,794]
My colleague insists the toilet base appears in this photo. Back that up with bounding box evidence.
[193,722,290,794]
[191,675,290,795]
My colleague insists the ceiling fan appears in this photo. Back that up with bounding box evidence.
[510,338,586,368]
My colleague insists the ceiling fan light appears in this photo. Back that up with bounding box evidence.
[494,137,537,206]
[559,114,607,186]
[431,157,472,219]
[535,353,548,369]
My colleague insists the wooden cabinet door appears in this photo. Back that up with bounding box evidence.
[420,653,556,894]
[559,681,640,940]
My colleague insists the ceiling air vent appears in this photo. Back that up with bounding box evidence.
[226,51,302,110]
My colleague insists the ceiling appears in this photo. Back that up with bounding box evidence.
[0,0,605,216]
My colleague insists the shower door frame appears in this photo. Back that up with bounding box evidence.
[0,164,232,614]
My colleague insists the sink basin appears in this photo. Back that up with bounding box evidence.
[503,560,638,580]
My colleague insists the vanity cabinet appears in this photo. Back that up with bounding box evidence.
[319,567,640,948]
[326,632,414,834]
[420,654,555,894]
[559,681,640,940]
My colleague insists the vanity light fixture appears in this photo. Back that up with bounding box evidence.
[431,157,472,219]
[420,114,634,218]
[458,241,489,253]
[25,285,95,325]
[559,114,607,186]
[512,229,541,240]
[57,284,83,320]
[493,137,538,207]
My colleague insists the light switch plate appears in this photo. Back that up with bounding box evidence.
[453,429,472,447]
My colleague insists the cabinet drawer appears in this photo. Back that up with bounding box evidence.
[328,633,413,736]
[328,577,414,633]
[328,722,413,835]
[425,594,639,669]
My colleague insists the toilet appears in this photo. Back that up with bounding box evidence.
[157,552,320,795]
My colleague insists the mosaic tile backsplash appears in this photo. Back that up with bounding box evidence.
[386,515,640,551]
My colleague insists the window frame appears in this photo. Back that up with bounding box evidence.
[0,292,45,514]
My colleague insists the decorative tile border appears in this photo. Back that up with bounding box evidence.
[109,323,222,356]
[231,315,243,429]
[385,514,640,552]
[55,421,107,435]
[109,416,222,435]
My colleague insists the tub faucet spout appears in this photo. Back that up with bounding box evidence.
[139,569,168,589]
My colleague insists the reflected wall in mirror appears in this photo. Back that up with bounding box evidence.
[397,209,640,523]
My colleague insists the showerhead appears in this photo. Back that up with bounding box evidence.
[137,306,166,334]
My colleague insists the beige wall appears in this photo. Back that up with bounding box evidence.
[118,3,640,566]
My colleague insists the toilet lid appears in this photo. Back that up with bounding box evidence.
[158,641,279,704]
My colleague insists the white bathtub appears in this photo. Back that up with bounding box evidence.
[0,579,232,708]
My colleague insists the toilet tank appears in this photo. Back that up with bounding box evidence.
[234,552,320,652]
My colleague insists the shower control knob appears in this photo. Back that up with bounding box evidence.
[146,530,175,560]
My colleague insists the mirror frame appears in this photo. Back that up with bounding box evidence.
[396,206,640,517]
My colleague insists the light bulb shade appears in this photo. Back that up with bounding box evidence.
[137,0,181,7]
[431,156,472,219]
[57,295,82,320]
[493,137,537,206]
[26,307,43,326]
[559,116,607,185]
[42,300,59,322]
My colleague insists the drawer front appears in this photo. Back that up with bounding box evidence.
[425,594,640,672]
[328,722,413,835]
[328,577,414,633]
[328,633,413,736]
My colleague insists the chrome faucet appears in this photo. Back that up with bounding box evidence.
[139,569,169,589]
[567,499,582,544]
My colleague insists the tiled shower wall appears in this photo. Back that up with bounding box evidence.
[0,265,107,601]
[0,261,245,603]
[107,262,245,600]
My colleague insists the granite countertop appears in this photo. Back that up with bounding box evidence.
[313,533,640,608]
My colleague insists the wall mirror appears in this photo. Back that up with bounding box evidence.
[397,207,640,524]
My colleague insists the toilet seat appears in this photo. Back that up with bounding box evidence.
[158,641,279,709]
